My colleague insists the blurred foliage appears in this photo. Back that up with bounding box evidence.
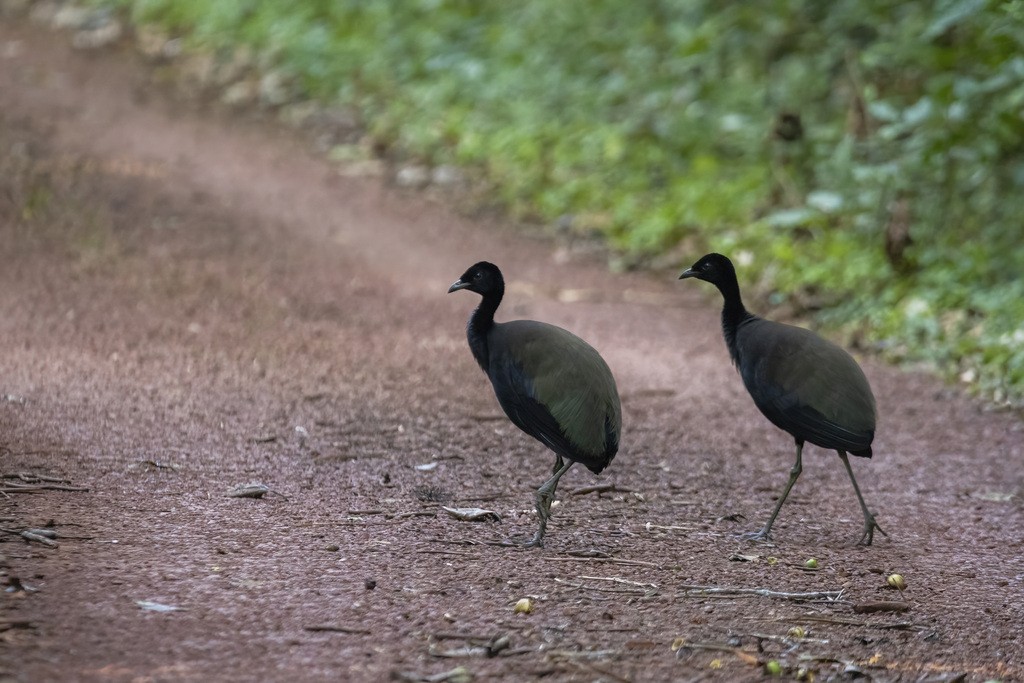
[97,0,1024,405]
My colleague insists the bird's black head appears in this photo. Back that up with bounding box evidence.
[678,253,736,286]
[448,261,504,296]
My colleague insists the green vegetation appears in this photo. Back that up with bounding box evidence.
[96,0,1024,405]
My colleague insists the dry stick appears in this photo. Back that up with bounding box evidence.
[554,578,653,595]
[585,626,639,633]
[673,641,761,666]
[577,575,659,589]
[430,631,506,642]
[852,601,910,614]
[2,473,71,483]
[569,484,634,496]
[1,528,58,547]
[303,625,371,635]
[545,649,623,660]
[425,537,519,548]
[415,550,481,558]
[674,641,743,654]
[746,631,831,645]
[678,585,844,601]
[0,483,89,493]
[542,556,663,569]
[139,460,178,471]
[774,615,921,632]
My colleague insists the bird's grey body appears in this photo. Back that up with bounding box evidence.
[680,253,884,545]
[480,320,620,475]
[733,316,875,457]
[450,261,621,547]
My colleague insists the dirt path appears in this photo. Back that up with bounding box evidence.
[1,19,1022,683]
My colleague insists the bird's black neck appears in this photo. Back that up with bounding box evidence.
[716,276,750,365]
[467,285,502,372]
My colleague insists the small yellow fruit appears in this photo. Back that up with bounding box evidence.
[765,659,782,676]
[787,626,806,638]
[513,597,533,614]
[804,558,819,569]
[709,658,723,669]
[886,573,906,590]
[767,556,779,566]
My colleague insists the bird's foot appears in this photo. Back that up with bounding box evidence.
[739,527,774,543]
[524,532,545,548]
[857,515,888,546]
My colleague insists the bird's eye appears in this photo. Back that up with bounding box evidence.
[474,271,483,280]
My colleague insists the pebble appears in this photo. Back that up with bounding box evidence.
[395,165,430,188]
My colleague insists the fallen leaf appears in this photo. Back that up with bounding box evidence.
[441,506,500,522]
[226,483,269,498]
[730,553,760,562]
[136,600,183,613]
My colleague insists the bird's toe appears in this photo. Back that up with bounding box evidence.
[524,534,545,549]
[857,516,887,546]
[740,528,774,543]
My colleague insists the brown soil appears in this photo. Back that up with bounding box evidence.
[1,18,1022,683]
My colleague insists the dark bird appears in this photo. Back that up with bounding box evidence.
[448,261,621,547]
[679,253,884,545]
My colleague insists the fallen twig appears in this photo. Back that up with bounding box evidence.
[645,521,700,531]
[745,631,830,645]
[427,635,518,658]
[774,614,922,631]
[304,625,371,635]
[394,511,437,519]
[678,585,844,602]
[578,575,658,589]
[1,528,59,547]
[569,484,634,496]
[544,649,623,660]
[554,578,654,595]
[138,460,178,471]
[543,555,663,569]
[0,483,89,493]
[416,550,481,558]
[671,639,760,665]
[852,601,910,614]
[424,537,518,547]
[431,631,504,642]
[2,472,70,483]
[226,484,289,501]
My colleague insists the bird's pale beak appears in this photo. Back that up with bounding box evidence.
[447,279,471,293]
[678,268,698,280]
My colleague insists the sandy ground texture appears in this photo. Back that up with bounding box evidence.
[1,16,1023,683]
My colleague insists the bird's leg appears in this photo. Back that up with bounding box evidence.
[551,454,564,478]
[838,451,887,546]
[526,458,574,548]
[743,441,803,542]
